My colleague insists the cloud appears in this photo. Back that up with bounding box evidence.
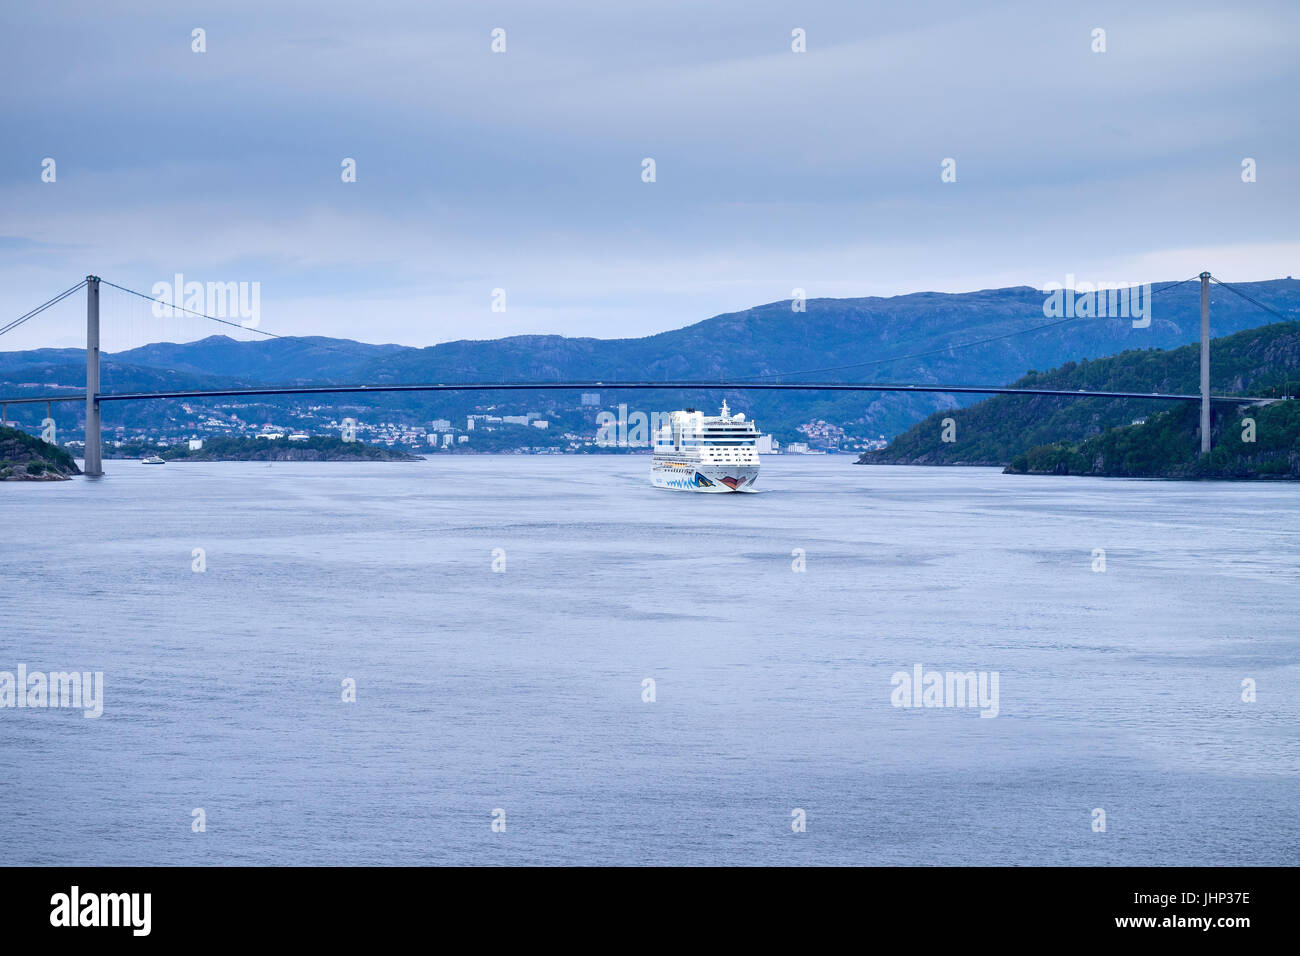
[1,0,1296,349]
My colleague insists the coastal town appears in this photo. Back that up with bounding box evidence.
[18,394,889,457]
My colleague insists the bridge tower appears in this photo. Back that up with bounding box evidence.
[84,275,102,476]
[1199,271,1211,455]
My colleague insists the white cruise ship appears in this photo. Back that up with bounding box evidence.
[651,400,760,492]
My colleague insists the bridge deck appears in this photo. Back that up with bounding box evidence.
[0,381,1275,406]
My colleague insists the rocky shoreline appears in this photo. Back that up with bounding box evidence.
[0,426,82,481]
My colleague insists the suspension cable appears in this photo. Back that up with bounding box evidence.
[98,279,282,338]
[0,279,88,338]
[1208,275,1296,325]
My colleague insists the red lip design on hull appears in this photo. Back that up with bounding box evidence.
[720,476,744,489]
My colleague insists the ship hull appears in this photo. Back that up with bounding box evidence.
[651,460,759,493]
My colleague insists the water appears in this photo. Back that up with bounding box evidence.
[1,456,1297,865]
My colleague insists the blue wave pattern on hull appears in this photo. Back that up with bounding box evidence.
[659,472,721,490]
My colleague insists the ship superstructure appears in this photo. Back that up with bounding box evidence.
[650,400,760,492]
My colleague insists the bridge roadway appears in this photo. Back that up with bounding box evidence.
[0,381,1275,406]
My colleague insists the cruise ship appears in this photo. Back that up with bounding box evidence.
[651,400,760,492]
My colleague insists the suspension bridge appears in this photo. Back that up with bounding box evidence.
[0,273,1281,476]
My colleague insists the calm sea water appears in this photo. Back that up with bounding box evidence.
[1,456,1297,865]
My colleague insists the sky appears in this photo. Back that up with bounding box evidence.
[1,0,1297,351]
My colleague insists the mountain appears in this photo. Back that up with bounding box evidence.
[859,319,1300,468]
[113,336,408,384]
[3,278,1298,443]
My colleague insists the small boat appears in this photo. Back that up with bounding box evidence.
[141,455,166,465]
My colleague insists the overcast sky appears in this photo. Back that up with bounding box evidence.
[2,0,1297,350]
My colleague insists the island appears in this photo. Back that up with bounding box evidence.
[110,435,424,462]
[0,425,82,480]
